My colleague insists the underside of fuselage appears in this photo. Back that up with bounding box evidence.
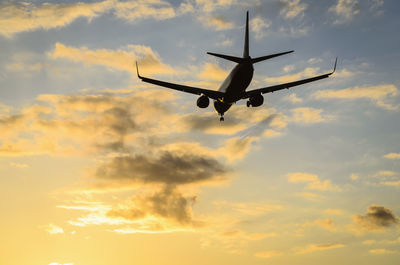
[213,62,254,117]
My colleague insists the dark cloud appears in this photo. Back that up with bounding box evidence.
[107,185,197,224]
[354,205,399,231]
[96,151,228,185]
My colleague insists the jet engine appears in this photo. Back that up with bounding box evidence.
[197,95,210,108]
[246,94,264,107]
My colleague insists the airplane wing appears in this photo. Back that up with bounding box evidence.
[136,62,225,100]
[243,58,337,99]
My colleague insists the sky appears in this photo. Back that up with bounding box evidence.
[0,0,400,265]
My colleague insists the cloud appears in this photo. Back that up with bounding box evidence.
[113,0,175,21]
[288,172,318,182]
[107,185,198,225]
[198,15,234,30]
[301,218,335,231]
[290,107,334,124]
[287,172,341,191]
[369,248,396,254]
[0,90,178,157]
[324,209,344,215]
[250,17,271,39]
[218,137,257,163]
[216,39,233,47]
[384,153,400,160]
[381,181,400,188]
[265,67,320,84]
[313,84,399,110]
[96,151,227,185]
[254,250,283,259]
[197,63,229,82]
[0,0,182,37]
[214,201,283,216]
[294,192,322,201]
[285,93,303,103]
[0,0,113,37]
[350,173,359,181]
[43,223,64,235]
[369,0,384,16]
[329,0,360,24]
[279,0,308,20]
[49,43,175,76]
[352,205,399,233]
[9,162,29,168]
[179,106,280,137]
[194,0,234,13]
[295,243,345,254]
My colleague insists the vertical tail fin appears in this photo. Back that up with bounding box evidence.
[243,11,249,58]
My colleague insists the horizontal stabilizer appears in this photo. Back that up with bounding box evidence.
[251,50,294,64]
[207,52,245,63]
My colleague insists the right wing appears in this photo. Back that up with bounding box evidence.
[243,58,337,99]
[136,62,225,100]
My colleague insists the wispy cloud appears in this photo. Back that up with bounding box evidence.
[198,15,234,30]
[295,243,345,254]
[279,0,308,20]
[369,248,396,254]
[290,107,334,124]
[49,43,175,76]
[43,223,64,235]
[250,17,271,39]
[0,0,181,37]
[287,172,341,191]
[313,84,399,110]
[254,250,283,259]
[0,0,113,37]
[384,153,400,160]
[329,0,360,24]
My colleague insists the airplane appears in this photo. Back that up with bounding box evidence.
[136,11,337,122]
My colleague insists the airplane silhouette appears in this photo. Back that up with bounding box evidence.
[136,11,337,121]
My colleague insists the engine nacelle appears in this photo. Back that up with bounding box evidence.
[196,95,210,108]
[246,94,264,107]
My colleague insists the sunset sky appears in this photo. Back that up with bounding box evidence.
[1,1,399,265]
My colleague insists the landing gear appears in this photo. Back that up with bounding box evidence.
[219,112,225,122]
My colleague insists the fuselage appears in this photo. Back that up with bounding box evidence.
[213,60,254,115]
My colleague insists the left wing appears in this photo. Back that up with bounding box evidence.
[243,58,337,99]
[136,62,225,100]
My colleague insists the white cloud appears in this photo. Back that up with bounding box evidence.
[43,224,64,235]
[250,17,271,39]
[313,85,399,110]
[49,42,175,76]
[329,0,360,24]
[290,107,334,124]
[198,15,234,30]
[280,0,308,20]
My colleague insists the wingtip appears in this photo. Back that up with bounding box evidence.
[135,61,141,78]
[333,57,338,73]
